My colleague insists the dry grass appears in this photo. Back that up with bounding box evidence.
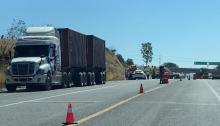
[106,48,125,81]
[0,39,15,58]
[0,39,15,88]
[0,61,6,89]
[0,70,5,89]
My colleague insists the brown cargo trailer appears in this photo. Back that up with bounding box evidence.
[58,28,87,70]
[86,35,106,84]
[57,28,106,86]
[58,28,88,87]
[86,35,105,70]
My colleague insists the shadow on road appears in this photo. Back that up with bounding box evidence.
[0,85,67,93]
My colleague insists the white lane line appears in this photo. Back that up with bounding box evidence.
[27,100,102,103]
[77,85,167,124]
[204,80,220,101]
[0,93,15,97]
[138,101,220,106]
[0,85,117,108]
[144,85,166,93]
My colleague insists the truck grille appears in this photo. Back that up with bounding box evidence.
[12,62,35,75]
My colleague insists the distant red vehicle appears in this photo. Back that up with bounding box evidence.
[126,65,137,80]
[193,74,196,80]
[162,72,169,84]
[193,73,202,80]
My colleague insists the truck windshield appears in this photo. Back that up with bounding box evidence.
[14,45,49,58]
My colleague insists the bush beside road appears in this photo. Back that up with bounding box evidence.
[0,60,8,90]
[0,71,5,89]
[0,39,15,89]
[0,60,8,89]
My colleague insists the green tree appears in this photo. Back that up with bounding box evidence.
[7,19,26,39]
[126,58,134,66]
[163,62,179,69]
[141,42,153,66]
[116,54,125,64]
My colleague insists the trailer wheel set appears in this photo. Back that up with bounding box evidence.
[60,72,106,88]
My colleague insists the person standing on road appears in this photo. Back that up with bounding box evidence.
[147,72,150,80]
[159,66,165,84]
[152,66,156,79]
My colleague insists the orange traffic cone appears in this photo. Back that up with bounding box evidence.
[63,103,75,125]
[139,84,144,94]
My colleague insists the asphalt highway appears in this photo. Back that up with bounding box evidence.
[1,79,220,126]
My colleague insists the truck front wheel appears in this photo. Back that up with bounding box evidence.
[42,74,52,91]
[6,85,17,92]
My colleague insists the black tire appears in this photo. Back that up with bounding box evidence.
[76,73,84,87]
[95,72,102,85]
[92,73,95,85]
[98,72,105,84]
[43,74,52,91]
[84,73,87,86]
[67,72,72,88]
[101,72,106,84]
[87,73,92,86]
[61,73,68,88]
[6,85,16,92]
[101,74,104,84]
[80,74,84,87]
[103,73,106,84]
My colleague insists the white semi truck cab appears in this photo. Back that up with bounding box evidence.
[5,27,62,91]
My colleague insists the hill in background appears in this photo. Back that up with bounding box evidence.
[106,48,125,81]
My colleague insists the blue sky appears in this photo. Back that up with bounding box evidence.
[0,0,220,68]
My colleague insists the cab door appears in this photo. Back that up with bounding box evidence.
[50,44,62,85]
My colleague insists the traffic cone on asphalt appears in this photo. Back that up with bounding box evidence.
[63,103,75,125]
[139,84,144,94]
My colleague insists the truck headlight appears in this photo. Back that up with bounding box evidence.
[36,69,45,75]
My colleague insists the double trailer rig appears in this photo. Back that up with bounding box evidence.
[5,27,106,91]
